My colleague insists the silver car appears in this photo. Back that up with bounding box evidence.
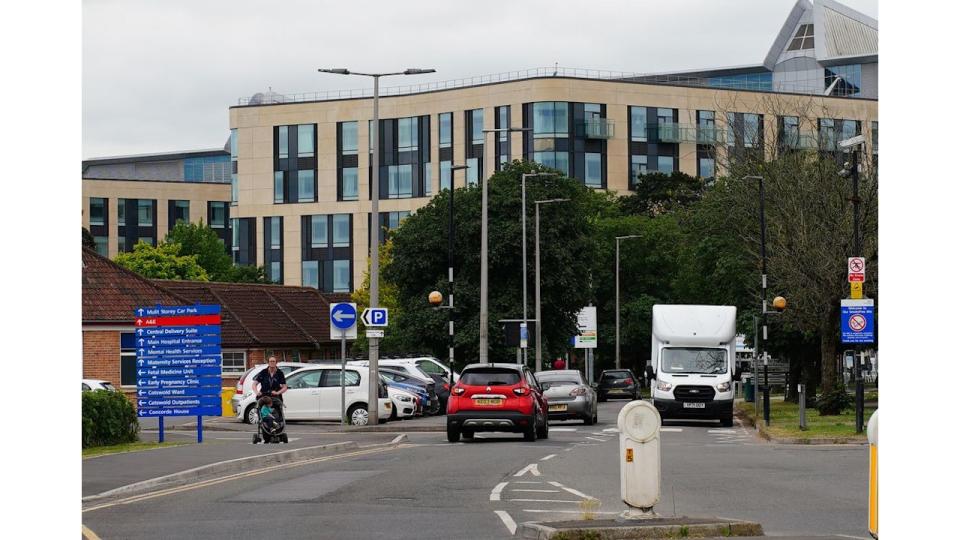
[535,370,598,425]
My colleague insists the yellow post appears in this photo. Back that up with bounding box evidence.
[867,410,878,538]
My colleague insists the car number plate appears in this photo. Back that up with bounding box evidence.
[474,398,502,406]
[548,404,568,412]
[683,402,706,409]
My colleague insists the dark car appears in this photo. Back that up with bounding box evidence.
[380,368,440,415]
[597,369,642,401]
[447,363,549,442]
[426,372,452,414]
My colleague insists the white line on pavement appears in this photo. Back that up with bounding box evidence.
[494,510,517,535]
[522,509,620,515]
[708,429,738,434]
[549,481,595,500]
[510,489,560,493]
[602,427,619,433]
[512,481,543,484]
[540,454,557,461]
[514,463,541,477]
[490,481,508,501]
[585,436,606,442]
[660,427,684,432]
[550,428,578,432]
[506,498,583,503]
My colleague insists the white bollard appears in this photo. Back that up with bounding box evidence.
[617,400,661,518]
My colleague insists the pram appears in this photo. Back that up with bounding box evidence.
[252,395,288,444]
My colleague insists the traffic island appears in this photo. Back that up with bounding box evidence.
[516,516,763,539]
[735,399,872,444]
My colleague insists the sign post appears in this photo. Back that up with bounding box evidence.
[331,303,358,426]
[572,307,598,382]
[135,304,222,444]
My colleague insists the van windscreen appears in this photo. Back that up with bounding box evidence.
[661,348,727,374]
[461,369,521,386]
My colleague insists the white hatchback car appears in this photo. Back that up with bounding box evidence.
[232,362,313,423]
[82,379,117,392]
[233,365,392,426]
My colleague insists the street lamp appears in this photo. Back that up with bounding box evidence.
[318,67,435,425]
[534,198,570,372]
[516,172,557,367]
[615,235,642,370]
[478,126,531,364]
[839,134,866,433]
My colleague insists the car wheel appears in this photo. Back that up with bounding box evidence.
[524,414,538,442]
[447,427,461,443]
[347,404,369,426]
[245,405,258,425]
[462,429,474,440]
[537,415,549,439]
[583,413,594,426]
[390,403,398,421]
[598,394,607,403]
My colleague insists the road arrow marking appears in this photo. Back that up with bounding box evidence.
[540,454,557,461]
[514,463,540,477]
[494,511,517,535]
[490,481,508,501]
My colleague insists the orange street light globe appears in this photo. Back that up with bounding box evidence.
[428,291,443,305]
[772,296,787,311]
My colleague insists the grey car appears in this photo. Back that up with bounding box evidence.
[534,370,598,425]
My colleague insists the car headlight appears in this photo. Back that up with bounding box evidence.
[656,381,672,392]
[397,395,413,402]
[716,382,731,393]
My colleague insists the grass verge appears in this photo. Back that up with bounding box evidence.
[82,441,189,458]
[736,397,875,443]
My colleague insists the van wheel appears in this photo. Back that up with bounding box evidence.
[447,427,461,443]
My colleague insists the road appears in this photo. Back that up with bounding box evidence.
[82,401,870,539]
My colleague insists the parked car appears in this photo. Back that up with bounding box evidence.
[425,373,452,414]
[233,362,313,422]
[446,363,548,442]
[379,368,433,413]
[82,379,117,392]
[232,366,391,425]
[383,379,418,420]
[535,370,598,425]
[597,369,642,402]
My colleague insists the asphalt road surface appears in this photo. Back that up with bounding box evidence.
[83,400,870,539]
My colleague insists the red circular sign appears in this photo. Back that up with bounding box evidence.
[849,314,867,332]
[849,258,864,272]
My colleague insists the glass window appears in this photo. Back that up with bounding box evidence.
[423,162,432,196]
[230,129,238,159]
[341,168,358,201]
[278,126,288,159]
[120,333,136,386]
[533,102,568,138]
[297,124,314,157]
[726,113,737,147]
[787,23,815,51]
[333,260,351,292]
[117,236,127,253]
[137,200,153,226]
[341,122,358,155]
[839,119,859,142]
[138,236,154,247]
[819,118,836,151]
[231,218,239,252]
[222,351,246,375]
[274,172,284,203]
[94,236,108,256]
[708,72,773,91]
[466,158,478,186]
[270,217,281,249]
[584,153,602,187]
[297,170,315,202]
[471,109,484,144]
[657,156,674,173]
[743,114,761,148]
[698,157,715,179]
[210,202,226,228]
[172,200,189,224]
[781,116,800,148]
[311,215,327,248]
[440,161,452,190]
[631,155,648,186]
[118,198,126,226]
[231,173,238,204]
[302,260,319,288]
[532,151,569,175]
[439,113,452,148]
[398,117,418,152]
[630,107,647,142]
[871,121,878,154]
[388,164,413,198]
[697,111,716,144]
[498,107,509,141]
[288,369,323,389]
[322,369,361,387]
[332,214,350,247]
[660,347,728,375]
[270,261,281,283]
[89,198,105,226]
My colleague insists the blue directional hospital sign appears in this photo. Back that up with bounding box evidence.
[135,304,222,418]
[841,299,875,344]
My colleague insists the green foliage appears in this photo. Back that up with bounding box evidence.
[114,241,210,281]
[227,263,269,283]
[352,239,403,353]
[816,385,854,416]
[82,227,97,250]
[620,171,707,216]
[81,390,140,448]
[165,221,234,281]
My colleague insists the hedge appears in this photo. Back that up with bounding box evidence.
[82,390,140,448]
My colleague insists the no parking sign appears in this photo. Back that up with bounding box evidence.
[841,299,875,344]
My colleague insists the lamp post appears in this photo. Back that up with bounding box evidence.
[534,198,570,372]
[517,172,557,367]
[318,67,435,425]
[615,235,642,370]
[744,175,771,427]
[478,126,531,364]
[839,134,866,433]
[446,164,468,387]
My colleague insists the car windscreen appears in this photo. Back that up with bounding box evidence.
[601,372,632,382]
[660,347,727,375]
[461,368,521,386]
[536,373,581,385]
[102,382,117,392]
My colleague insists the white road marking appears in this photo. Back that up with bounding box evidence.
[550,427,578,432]
[506,498,583,503]
[540,454,557,461]
[602,428,619,433]
[511,489,560,493]
[512,481,543,484]
[494,510,517,535]
[522,509,619,514]
[585,436,606,442]
[514,463,541,477]
[549,481,595,500]
[490,481,508,501]
[660,427,683,432]
[708,429,737,434]
[590,432,610,436]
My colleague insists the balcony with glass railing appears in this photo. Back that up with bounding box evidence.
[780,133,819,151]
[579,118,615,139]
[696,126,725,145]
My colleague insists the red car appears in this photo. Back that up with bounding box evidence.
[446,363,549,442]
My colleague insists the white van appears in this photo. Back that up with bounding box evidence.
[649,305,739,427]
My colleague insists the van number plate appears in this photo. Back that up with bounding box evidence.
[683,402,706,409]
[474,398,502,406]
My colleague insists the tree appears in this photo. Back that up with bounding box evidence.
[228,264,268,283]
[165,221,233,281]
[82,227,96,251]
[619,171,707,217]
[351,239,402,354]
[114,241,209,281]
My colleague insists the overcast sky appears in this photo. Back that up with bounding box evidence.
[82,0,878,159]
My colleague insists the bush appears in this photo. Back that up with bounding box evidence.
[816,385,854,416]
[82,390,140,448]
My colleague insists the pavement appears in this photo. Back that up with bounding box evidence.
[152,410,449,434]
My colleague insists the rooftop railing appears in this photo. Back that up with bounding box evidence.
[238,66,873,106]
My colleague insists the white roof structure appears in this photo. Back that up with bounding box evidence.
[764,0,878,70]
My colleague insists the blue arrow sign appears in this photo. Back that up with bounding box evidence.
[137,345,222,357]
[136,305,221,317]
[331,303,357,330]
[137,387,222,398]
[138,406,222,418]
[137,366,222,378]
[138,396,222,409]
[136,326,222,338]
[137,377,222,388]
[138,357,222,368]
[139,336,222,348]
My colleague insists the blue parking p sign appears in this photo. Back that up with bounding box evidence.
[841,299,875,344]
